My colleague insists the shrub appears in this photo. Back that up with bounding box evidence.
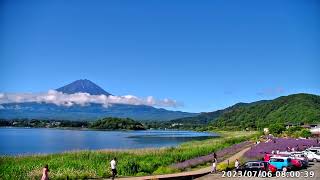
[292,131,302,138]
[269,123,285,135]
[217,161,235,171]
[217,162,228,171]
[153,166,178,175]
[299,129,312,138]
[286,128,312,138]
[286,126,302,135]
[135,172,149,176]
[117,159,140,176]
[138,160,159,174]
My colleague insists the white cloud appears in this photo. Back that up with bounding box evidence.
[0,90,179,108]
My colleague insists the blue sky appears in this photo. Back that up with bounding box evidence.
[1,0,319,112]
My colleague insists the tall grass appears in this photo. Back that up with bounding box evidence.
[0,131,257,179]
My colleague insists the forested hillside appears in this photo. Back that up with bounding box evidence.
[212,93,320,129]
[171,93,320,130]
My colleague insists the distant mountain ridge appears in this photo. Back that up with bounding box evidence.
[171,93,320,129]
[0,79,197,121]
[170,102,253,125]
[0,102,196,121]
[56,79,112,96]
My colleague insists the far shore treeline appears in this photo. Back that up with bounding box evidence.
[0,117,195,130]
[0,117,146,130]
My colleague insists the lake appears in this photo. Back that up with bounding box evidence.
[0,127,218,156]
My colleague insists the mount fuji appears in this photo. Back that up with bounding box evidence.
[56,79,112,96]
[0,80,197,121]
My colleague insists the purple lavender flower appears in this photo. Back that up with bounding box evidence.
[244,138,319,159]
[172,141,251,169]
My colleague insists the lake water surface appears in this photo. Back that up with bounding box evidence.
[0,127,217,155]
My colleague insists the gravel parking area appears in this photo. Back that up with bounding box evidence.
[196,162,320,180]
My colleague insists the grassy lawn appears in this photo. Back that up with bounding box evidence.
[0,131,257,179]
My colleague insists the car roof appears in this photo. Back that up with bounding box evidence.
[291,153,304,156]
[270,156,290,159]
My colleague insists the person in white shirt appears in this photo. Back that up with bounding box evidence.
[110,158,117,179]
[211,158,217,173]
[235,159,240,170]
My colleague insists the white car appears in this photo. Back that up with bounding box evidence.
[278,151,292,155]
[309,147,320,149]
[304,151,320,162]
[304,148,320,154]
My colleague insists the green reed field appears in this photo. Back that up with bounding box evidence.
[0,131,257,180]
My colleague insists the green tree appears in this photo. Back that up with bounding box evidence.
[299,129,312,138]
[90,117,145,130]
[268,123,285,135]
[286,126,302,137]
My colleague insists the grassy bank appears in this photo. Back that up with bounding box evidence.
[0,131,257,179]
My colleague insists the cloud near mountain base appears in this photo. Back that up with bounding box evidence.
[0,90,179,108]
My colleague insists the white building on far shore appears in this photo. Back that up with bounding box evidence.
[310,125,320,136]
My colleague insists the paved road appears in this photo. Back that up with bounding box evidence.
[197,162,320,180]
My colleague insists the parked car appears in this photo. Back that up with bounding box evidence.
[236,161,277,174]
[269,157,293,171]
[304,151,320,162]
[299,160,309,168]
[263,161,277,173]
[265,153,302,169]
[309,147,320,149]
[278,151,292,155]
[305,148,320,154]
[291,159,302,169]
[290,152,309,167]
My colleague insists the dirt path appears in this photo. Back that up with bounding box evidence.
[111,146,251,180]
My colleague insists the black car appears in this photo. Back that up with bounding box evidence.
[236,161,275,173]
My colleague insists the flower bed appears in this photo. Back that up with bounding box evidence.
[244,138,319,159]
[172,141,252,169]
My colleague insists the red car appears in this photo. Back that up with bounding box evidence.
[290,159,302,169]
[266,162,277,173]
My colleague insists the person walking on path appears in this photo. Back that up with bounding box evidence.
[110,157,117,180]
[211,158,217,173]
[41,164,49,180]
[235,159,240,170]
[213,152,217,159]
